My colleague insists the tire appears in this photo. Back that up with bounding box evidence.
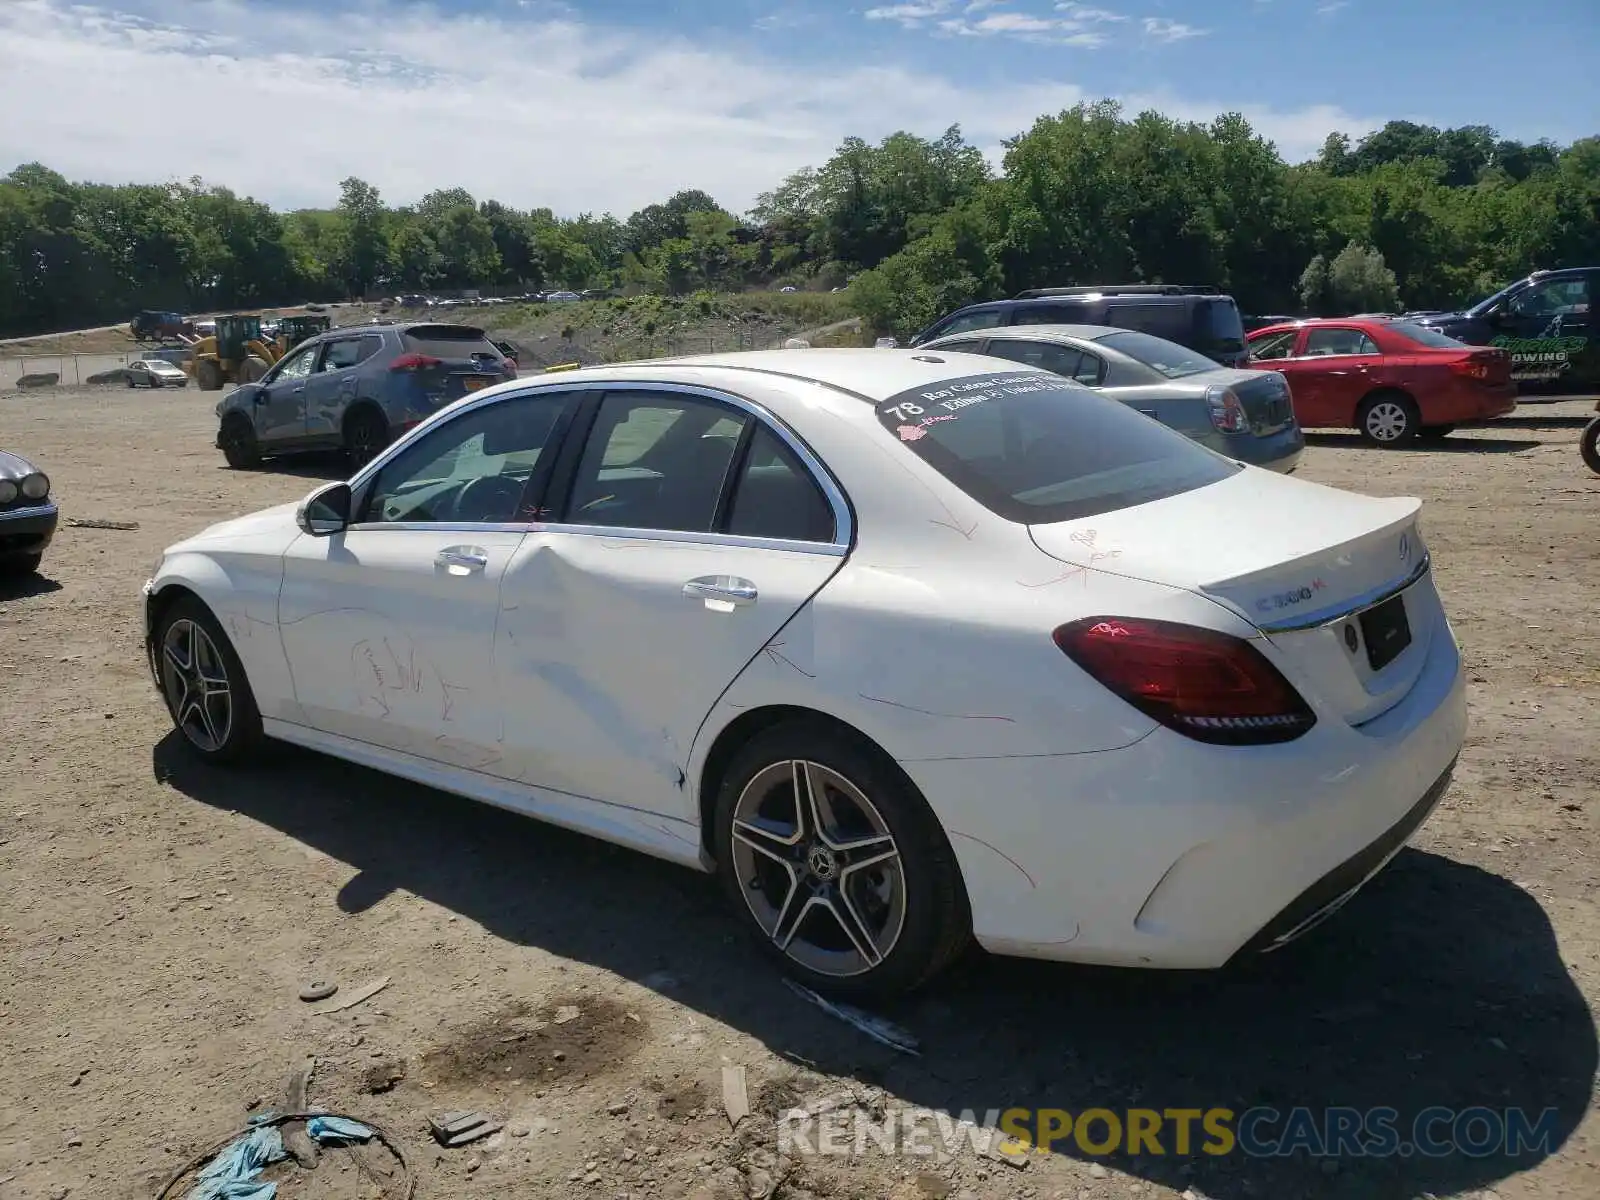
[241,354,270,384]
[1581,417,1600,476]
[1418,424,1456,440]
[1357,391,1421,447]
[712,719,971,999]
[1,552,42,576]
[219,415,262,469]
[344,407,390,470]
[195,357,224,392]
[152,595,263,764]
[126,374,136,388]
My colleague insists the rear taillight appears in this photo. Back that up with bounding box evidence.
[389,352,442,372]
[1052,617,1316,745]
[1448,355,1494,380]
[1205,385,1247,433]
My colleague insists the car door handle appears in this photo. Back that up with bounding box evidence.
[683,575,757,607]
[436,547,489,573]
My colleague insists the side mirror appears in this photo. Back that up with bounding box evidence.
[297,481,352,536]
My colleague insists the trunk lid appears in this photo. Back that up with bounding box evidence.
[1210,367,1297,436]
[1029,468,1436,725]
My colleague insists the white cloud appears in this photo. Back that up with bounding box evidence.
[863,1,953,26]
[0,0,1375,216]
[934,4,1126,44]
[1141,16,1208,42]
[1055,3,1128,20]
[1316,1,1350,14]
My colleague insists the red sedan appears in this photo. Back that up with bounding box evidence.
[1245,318,1516,446]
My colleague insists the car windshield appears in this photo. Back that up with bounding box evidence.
[876,370,1238,524]
[1391,322,1467,349]
[1465,280,1520,318]
[1093,330,1220,379]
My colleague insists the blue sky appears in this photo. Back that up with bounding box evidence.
[0,0,1595,216]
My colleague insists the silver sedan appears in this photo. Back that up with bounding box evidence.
[126,358,190,389]
[919,324,1304,472]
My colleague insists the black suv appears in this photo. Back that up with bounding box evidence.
[908,285,1249,367]
[1412,267,1599,396]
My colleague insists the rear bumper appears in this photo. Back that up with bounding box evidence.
[0,502,58,560]
[1424,381,1517,424]
[1220,423,1305,473]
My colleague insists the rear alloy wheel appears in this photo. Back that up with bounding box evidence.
[154,597,262,763]
[219,416,261,469]
[345,408,390,470]
[714,721,970,999]
[1357,392,1421,447]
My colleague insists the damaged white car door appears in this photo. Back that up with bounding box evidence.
[493,384,849,820]
[276,391,576,765]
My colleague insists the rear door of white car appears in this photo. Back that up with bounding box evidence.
[277,389,578,764]
[494,383,849,820]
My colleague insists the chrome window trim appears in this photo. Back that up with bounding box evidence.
[1254,553,1431,634]
[342,377,854,553]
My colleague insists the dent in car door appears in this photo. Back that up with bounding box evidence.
[256,343,320,445]
[494,386,849,820]
[304,334,379,442]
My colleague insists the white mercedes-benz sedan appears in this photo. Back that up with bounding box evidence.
[144,349,1467,997]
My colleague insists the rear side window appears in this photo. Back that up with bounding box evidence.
[725,425,835,543]
[1009,304,1085,326]
[983,338,1084,379]
[403,324,504,361]
[1103,302,1189,342]
[320,335,383,371]
[877,371,1238,524]
[1391,322,1466,349]
[1304,328,1380,357]
[1094,330,1219,380]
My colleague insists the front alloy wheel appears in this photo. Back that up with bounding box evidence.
[155,598,262,762]
[730,759,907,979]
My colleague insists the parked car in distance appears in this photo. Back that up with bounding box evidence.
[130,310,191,342]
[0,449,57,576]
[147,348,1466,997]
[125,358,190,388]
[546,291,582,302]
[909,285,1249,368]
[1246,318,1516,446]
[919,325,1304,473]
[1409,266,1599,397]
[214,322,516,471]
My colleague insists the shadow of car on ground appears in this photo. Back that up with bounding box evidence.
[154,736,1596,1200]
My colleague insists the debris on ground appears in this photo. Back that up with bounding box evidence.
[63,518,139,530]
[298,981,337,1002]
[552,1004,580,1025]
[362,1058,407,1094]
[429,1111,503,1148]
[156,1108,406,1200]
[782,979,920,1055]
[281,1058,320,1168]
[308,975,389,1014]
[721,1064,750,1129]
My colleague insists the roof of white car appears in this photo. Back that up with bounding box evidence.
[542,347,1024,404]
[927,324,1121,343]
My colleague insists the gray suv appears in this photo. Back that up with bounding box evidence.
[215,322,516,469]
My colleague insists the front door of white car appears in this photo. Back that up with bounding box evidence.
[277,391,576,767]
[494,387,848,819]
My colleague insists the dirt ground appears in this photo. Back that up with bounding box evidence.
[0,385,1596,1200]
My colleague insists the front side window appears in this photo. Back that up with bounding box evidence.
[361,392,573,524]
[1304,328,1381,357]
[1249,330,1298,360]
[565,391,748,533]
[877,370,1238,524]
[1094,330,1219,380]
[271,345,318,382]
[1508,277,1590,319]
[929,308,1005,338]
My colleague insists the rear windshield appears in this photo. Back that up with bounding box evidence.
[876,370,1238,524]
[1094,330,1219,379]
[1390,321,1466,349]
[1196,298,1246,357]
[403,324,503,361]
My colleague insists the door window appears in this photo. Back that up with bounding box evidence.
[982,339,1085,380]
[931,308,1005,338]
[1104,302,1190,341]
[270,344,318,383]
[1072,351,1106,386]
[1507,277,1590,319]
[1248,330,1298,360]
[1009,304,1084,326]
[724,424,835,543]
[1303,328,1381,357]
[318,335,382,372]
[359,392,573,525]
[565,391,748,533]
[932,339,985,354]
